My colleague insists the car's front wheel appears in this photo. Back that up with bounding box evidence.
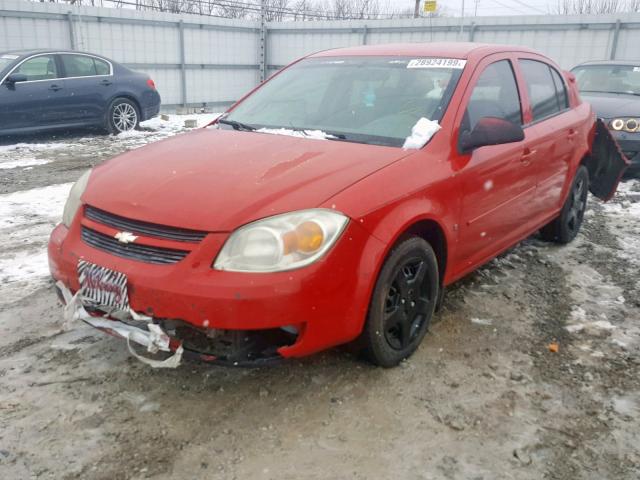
[540,165,589,244]
[361,237,439,367]
[106,97,140,134]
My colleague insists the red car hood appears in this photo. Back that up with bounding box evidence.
[83,128,412,231]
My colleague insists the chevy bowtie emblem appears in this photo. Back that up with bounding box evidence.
[115,231,138,244]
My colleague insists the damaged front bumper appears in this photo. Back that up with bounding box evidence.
[57,281,290,368]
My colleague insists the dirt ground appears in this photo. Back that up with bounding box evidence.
[1,121,639,479]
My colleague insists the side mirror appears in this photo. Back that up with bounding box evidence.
[460,117,525,153]
[4,73,28,85]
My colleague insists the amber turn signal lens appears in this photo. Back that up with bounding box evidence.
[282,221,324,255]
[296,221,324,253]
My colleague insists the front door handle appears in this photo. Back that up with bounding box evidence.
[521,148,537,165]
[49,84,62,91]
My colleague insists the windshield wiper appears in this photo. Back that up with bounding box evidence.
[218,118,256,131]
[581,89,640,96]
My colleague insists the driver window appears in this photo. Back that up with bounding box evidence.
[14,55,59,81]
[461,60,522,137]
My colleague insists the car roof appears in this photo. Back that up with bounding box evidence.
[573,60,640,67]
[310,42,541,60]
[1,49,111,59]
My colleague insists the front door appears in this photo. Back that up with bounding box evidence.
[454,57,539,270]
[0,54,68,132]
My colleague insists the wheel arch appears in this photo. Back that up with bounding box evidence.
[369,214,451,290]
[396,219,448,287]
[108,93,142,117]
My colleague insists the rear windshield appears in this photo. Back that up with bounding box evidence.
[226,56,465,147]
[572,64,640,96]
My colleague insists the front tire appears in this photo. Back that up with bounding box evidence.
[540,165,589,244]
[106,97,140,134]
[361,237,439,367]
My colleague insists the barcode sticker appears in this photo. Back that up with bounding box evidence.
[407,58,467,69]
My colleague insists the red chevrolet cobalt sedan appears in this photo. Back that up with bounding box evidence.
[48,43,627,367]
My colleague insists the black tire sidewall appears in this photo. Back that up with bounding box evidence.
[363,237,439,367]
[106,98,140,134]
[557,165,589,243]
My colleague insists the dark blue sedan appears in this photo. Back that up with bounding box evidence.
[0,50,161,135]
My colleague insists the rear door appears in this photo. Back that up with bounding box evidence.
[516,58,583,217]
[454,56,539,268]
[1,54,67,131]
[59,53,115,123]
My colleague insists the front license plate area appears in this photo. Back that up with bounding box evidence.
[78,260,129,311]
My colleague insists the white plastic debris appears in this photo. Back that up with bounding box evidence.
[402,117,441,149]
[256,128,336,140]
[58,281,183,368]
[471,318,493,326]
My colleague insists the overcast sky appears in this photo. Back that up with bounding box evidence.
[393,0,559,16]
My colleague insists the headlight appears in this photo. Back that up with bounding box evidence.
[610,118,639,133]
[62,169,92,227]
[213,209,349,272]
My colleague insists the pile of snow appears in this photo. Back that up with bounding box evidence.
[255,127,336,140]
[403,118,441,150]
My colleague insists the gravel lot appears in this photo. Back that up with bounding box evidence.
[1,119,639,479]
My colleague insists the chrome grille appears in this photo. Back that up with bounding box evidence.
[85,205,207,243]
[81,227,189,265]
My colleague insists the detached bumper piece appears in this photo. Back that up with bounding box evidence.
[56,282,295,368]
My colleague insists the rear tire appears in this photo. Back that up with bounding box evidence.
[361,237,439,367]
[105,97,140,134]
[540,165,589,244]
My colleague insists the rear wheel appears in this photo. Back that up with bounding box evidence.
[540,165,589,244]
[361,237,439,367]
[105,97,140,134]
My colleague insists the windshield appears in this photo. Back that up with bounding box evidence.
[0,54,19,73]
[225,56,465,147]
[573,64,640,96]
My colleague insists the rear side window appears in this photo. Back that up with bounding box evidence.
[62,55,110,77]
[14,55,59,81]
[462,60,522,134]
[519,59,564,122]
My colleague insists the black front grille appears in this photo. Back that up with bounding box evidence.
[81,227,189,265]
[85,205,207,243]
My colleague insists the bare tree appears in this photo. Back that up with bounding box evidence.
[555,0,640,14]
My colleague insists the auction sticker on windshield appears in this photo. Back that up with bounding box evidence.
[407,58,467,69]
[78,260,129,311]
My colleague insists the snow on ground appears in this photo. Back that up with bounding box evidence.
[0,158,52,170]
[0,114,219,304]
[545,179,640,359]
[0,183,72,304]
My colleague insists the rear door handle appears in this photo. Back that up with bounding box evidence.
[49,84,62,91]
[100,79,112,86]
[567,129,578,140]
[521,148,537,165]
